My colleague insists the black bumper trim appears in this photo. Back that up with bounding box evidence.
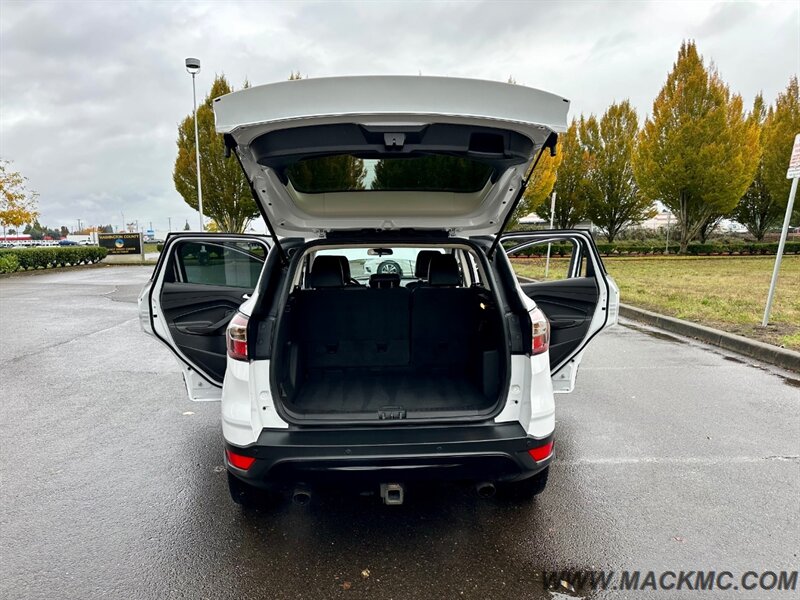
[226,423,553,485]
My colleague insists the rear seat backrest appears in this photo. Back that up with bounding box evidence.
[411,254,477,370]
[294,255,410,368]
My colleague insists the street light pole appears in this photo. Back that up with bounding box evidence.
[665,211,671,254]
[186,58,204,231]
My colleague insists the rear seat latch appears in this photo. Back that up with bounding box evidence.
[378,407,406,420]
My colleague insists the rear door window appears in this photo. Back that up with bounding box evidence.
[174,241,265,288]
[505,238,587,282]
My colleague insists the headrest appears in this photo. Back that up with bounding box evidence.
[427,254,461,287]
[332,255,351,281]
[308,256,344,288]
[414,250,441,278]
[369,273,400,289]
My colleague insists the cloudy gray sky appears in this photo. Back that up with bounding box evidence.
[1,0,798,233]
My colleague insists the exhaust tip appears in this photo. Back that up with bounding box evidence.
[476,482,496,498]
[292,488,311,506]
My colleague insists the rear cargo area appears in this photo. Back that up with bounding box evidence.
[292,370,490,414]
[273,269,506,421]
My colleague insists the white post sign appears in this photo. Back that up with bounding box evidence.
[762,133,800,327]
[544,191,556,278]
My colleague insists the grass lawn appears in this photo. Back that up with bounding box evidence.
[510,255,800,351]
[143,242,161,254]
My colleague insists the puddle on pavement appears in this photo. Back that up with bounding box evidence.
[781,376,800,389]
[723,355,745,364]
[621,322,685,344]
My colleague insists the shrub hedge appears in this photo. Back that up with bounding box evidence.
[511,241,800,257]
[0,246,108,273]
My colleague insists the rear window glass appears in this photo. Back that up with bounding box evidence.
[316,247,439,280]
[285,155,492,193]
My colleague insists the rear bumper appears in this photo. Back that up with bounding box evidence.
[225,422,553,487]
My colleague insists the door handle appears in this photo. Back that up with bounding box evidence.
[179,312,235,335]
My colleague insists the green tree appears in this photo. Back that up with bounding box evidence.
[580,101,652,242]
[22,220,61,240]
[633,41,759,253]
[536,120,590,228]
[696,214,726,243]
[183,220,191,231]
[371,155,488,191]
[761,76,800,226]
[173,75,259,233]
[732,94,778,240]
[0,160,39,235]
[288,156,366,192]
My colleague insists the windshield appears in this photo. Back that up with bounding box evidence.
[316,247,443,280]
[286,155,493,193]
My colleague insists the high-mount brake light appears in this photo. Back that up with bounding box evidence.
[530,307,550,355]
[226,313,249,361]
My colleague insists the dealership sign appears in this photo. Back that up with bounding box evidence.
[98,232,143,255]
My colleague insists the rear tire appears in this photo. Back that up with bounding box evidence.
[499,466,549,500]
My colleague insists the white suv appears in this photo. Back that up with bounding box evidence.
[139,76,618,506]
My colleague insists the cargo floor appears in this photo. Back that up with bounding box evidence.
[290,369,492,414]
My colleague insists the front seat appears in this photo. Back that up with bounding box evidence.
[406,250,441,290]
[329,255,361,286]
[307,255,345,288]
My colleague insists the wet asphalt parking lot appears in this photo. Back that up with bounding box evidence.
[1,265,798,600]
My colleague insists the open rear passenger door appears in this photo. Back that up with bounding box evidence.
[138,233,270,401]
[502,230,619,392]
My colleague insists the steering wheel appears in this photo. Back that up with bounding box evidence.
[377,260,402,275]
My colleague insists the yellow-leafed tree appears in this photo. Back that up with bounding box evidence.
[0,160,39,234]
[732,94,775,240]
[536,121,591,229]
[581,101,653,242]
[761,76,800,226]
[633,41,759,253]
[509,142,563,228]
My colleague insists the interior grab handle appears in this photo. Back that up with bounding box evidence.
[179,312,235,335]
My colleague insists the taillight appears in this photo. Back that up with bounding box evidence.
[226,449,255,470]
[226,312,249,361]
[530,307,550,355]
[528,441,554,461]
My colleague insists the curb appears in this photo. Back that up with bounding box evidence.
[620,304,800,373]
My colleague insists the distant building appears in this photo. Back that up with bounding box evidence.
[0,234,33,242]
[638,211,674,231]
[519,213,547,225]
